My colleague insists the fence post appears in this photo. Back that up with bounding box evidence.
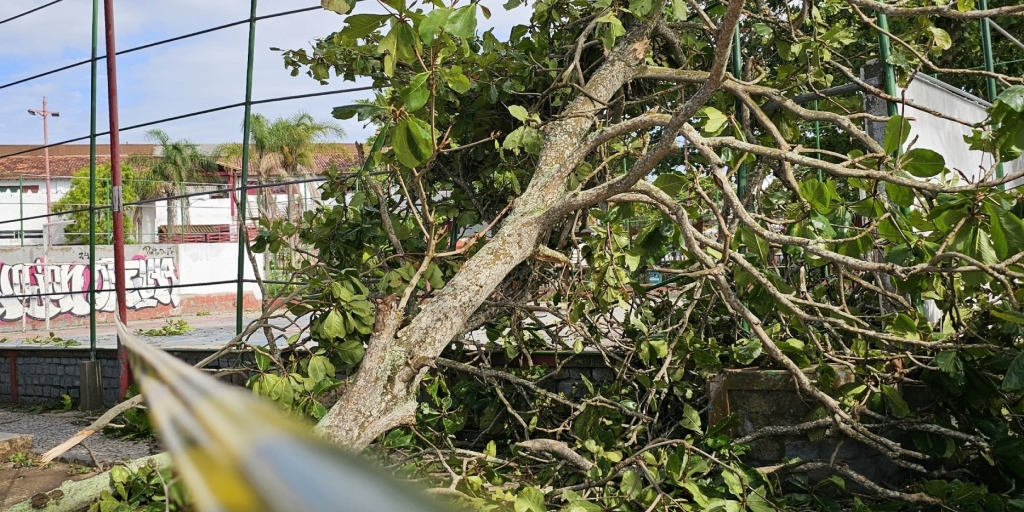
[236,0,259,335]
[89,0,100,362]
[18,174,23,247]
[978,0,1005,185]
[103,0,131,399]
[731,26,746,198]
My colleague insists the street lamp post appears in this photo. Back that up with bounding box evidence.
[28,96,59,216]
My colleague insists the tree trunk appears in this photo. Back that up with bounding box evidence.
[315,18,657,450]
[166,190,176,241]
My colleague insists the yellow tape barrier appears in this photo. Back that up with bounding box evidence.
[116,320,451,512]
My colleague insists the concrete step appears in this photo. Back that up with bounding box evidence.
[0,432,33,459]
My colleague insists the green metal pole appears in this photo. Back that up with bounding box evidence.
[236,0,258,335]
[18,175,24,247]
[732,26,747,197]
[876,13,916,307]
[89,0,99,360]
[813,100,823,182]
[979,0,1005,183]
[875,13,899,118]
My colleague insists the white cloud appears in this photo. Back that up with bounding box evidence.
[0,0,533,146]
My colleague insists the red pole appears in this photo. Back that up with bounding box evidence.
[104,0,131,398]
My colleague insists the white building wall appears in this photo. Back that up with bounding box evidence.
[903,75,1024,188]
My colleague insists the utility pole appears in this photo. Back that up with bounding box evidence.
[27,97,59,216]
[104,0,130,398]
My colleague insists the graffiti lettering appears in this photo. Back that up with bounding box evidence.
[0,256,180,322]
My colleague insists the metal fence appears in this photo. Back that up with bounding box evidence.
[0,0,378,400]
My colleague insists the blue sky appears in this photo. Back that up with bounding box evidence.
[0,0,532,147]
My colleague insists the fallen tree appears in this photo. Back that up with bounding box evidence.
[252,0,1024,507]
[35,0,1024,509]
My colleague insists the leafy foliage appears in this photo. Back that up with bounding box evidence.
[240,0,1024,510]
[53,163,139,245]
[88,462,192,512]
[135,319,193,337]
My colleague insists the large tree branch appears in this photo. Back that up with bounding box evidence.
[844,0,1024,19]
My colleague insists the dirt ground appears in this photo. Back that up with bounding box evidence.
[0,457,97,510]
[0,406,158,510]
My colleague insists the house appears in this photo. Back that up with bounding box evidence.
[0,143,362,246]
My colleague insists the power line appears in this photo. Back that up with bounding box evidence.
[0,85,376,161]
[0,5,321,92]
[0,0,64,27]
[0,171,388,227]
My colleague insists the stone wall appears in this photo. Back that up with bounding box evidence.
[0,348,249,406]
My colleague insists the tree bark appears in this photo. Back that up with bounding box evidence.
[315,16,658,450]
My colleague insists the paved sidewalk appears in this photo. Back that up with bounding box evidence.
[0,408,156,465]
[0,313,309,350]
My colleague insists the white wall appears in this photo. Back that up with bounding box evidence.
[176,243,263,300]
[0,179,73,236]
[903,76,1024,188]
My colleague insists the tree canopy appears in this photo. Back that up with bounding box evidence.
[54,163,139,244]
[243,0,1024,509]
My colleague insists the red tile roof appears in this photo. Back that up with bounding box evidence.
[0,143,364,182]
[0,155,113,181]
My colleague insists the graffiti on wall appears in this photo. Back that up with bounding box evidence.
[0,256,180,321]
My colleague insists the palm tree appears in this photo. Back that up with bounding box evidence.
[218,112,345,225]
[134,129,219,240]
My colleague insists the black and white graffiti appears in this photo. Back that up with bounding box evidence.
[0,256,180,321]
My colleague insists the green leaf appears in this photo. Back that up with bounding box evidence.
[340,13,390,40]
[1002,352,1024,392]
[110,466,131,485]
[507,105,529,122]
[419,7,451,42]
[984,201,1024,260]
[884,115,911,154]
[732,338,762,365]
[679,402,702,432]
[928,27,952,50]
[886,182,915,208]
[934,350,961,377]
[991,308,1024,325]
[739,227,771,263]
[881,384,911,417]
[308,355,334,381]
[445,5,477,39]
[995,85,1024,113]
[746,487,775,512]
[442,66,471,93]
[255,349,271,371]
[596,13,626,49]
[393,23,420,64]
[514,487,546,512]
[670,0,688,20]
[332,104,384,121]
[404,72,430,112]
[624,248,644,272]
[722,470,743,498]
[902,148,945,177]
[377,28,398,77]
[653,172,685,197]
[322,0,355,15]
[392,117,434,167]
[336,339,366,365]
[702,106,728,134]
[321,310,345,339]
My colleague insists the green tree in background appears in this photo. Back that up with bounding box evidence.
[135,129,219,237]
[218,112,345,224]
[53,163,139,244]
